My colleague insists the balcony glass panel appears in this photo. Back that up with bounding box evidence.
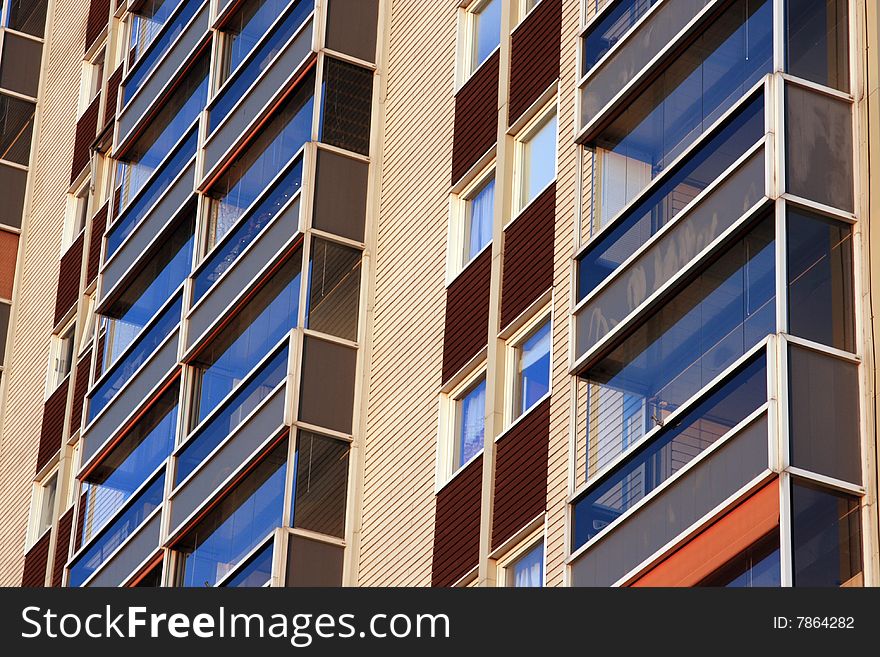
[68,473,164,587]
[319,57,373,156]
[223,540,273,587]
[306,238,361,341]
[3,0,48,37]
[291,431,349,538]
[102,214,193,373]
[583,0,662,72]
[123,0,205,105]
[193,156,303,302]
[191,251,301,422]
[116,56,207,212]
[88,294,182,423]
[0,92,35,165]
[591,0,771,216]
[129,0,183,63]
[176,440,288,587]
[579,93,764,298]
[176,346,288,484]
[206,72,314,246]
[80,384,178,548]
[573,352,766,548]
[108,127,198,259]
[580,215,774,473]
[785,0,849,92]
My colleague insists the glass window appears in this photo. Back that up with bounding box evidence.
[223,540,273,587]
[787,208,854,352]
[699,532,780,587]
[306,238,361,341]
[582,0,662,72]
[454,375,486,470]
[464,176,494,264]
[176,440,288,587]
[786,0,849,92]
[71,186,90,240]
[514,318,551,418]
[468,0,501,75]
[128,0,182,63]
[191,251,301,423]
[80,385,178,548]
[37,472,58,535]
[0,92,36,165]
[518,110,557,211]
[51,324,76,389]
[791,479,862,587]
[207,72,314,246]
[1,31,43,98]
[3,0,48,37]
[291,431,350,538]
[507,542,543,587]
[319,58,373,156]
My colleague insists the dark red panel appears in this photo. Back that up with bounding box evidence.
[52,508,73,587]
[432,454,482,587]
[492,398,550,550]
[500,183,555,329]
[87,201,107,284]
[84,0,111,53]
[104,66,123,129]
[452,51,499,184]
[54,231,84,327]
[21,530,51,587]
[36,377,69,474]
[509,0,562,125]
[70,95,100,184]
[442,247,491,383]
[69,348,92,435]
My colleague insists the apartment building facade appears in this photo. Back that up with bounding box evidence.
[1,0,878,588]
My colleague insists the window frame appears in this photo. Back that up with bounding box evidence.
[496,532,545,587]
[63,179,90,251]
[505,310,552,427]
[513,102,558,217]
[438,364,488,488]
[47,321,76,394]
[459,0,502,85]
[448,164,495,282]
[29,467,59,546]
[517,0,542,25]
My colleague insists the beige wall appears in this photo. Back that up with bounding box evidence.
[0,0,86,585]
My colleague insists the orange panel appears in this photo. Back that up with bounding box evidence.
[631,479,779,587]
[0,230,20,299]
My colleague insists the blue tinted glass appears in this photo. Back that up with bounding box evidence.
[473,0,501,70]
[88,295,182,422]
[68,473,164,587]
[194,255,300,422]
[194,157,303,302]
[457,378,485,468]
[123,0,204,104]
[178,442,287,587]
[519,321,551,415]
[223,541,273,587]
[466,178,494,261]
[584,0,662,70]
[596,0,771,192]
[177,347,288,484]
[129,0,183,62]
[578,94,764,300]
[208,76,314,244]
[573,353,767,549]
[81,387,178,547]
[210,0,312,132]
[522,114,557,208]
[108,128,198,258]
[511,543,543,587]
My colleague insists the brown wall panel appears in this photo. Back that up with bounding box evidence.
[84,0,111,53]
[104,66,123,130]
[452,51,499,184]
[21,530,50,587]
[500,183,555,329]
[70,95,99,184]
[492,397,550,550]
[442,247,491,382]
[36,377,69,474]
[432,454,482,587]
[509,0,562,125]
[0,230,19,299]
[52,508,73,587]
[54,231,84,326]
[87,201,107,284]
[69,348,92,435]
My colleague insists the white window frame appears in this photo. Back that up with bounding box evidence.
[47,321,76,394]
[505,309,552,427]
[512,102,558,217]
[448,164,496,282]
[496,532,545,587]
[517,0,542,24]
[438,364,487,488]
[63,179,91,251]
[27,467,59,547]
[79,294,97,355]
[458,0,503,86]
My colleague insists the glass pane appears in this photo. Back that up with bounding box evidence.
[787,207,855,351]
[580,93,764,292]
[581,215,775,472]
[785,84,853,212]
[1,32,42,97]
[455,377,485,469]
[520,112,557,209]
[699,532,780,586]
[223,540,273,587]
[471,0,501,72]
[177,346,287,484]
[0,93,36,165]
[792,479,862,587]
[464,177,494,262]
[583,0,663,71]
[207,73,314,245]
[285,534,343,586]
[789,345,861,485]
[517,320,550,416]
[786,0,849,92]
[509,543,543,587]
[4,0,48,37]
[81,384,178,548]
[38,473,57,534]
[0,163,28,228]
[68,473,164,587]
[306,238,361,341]
[192,252,300,423]
[574,353,767,547]
[129,0,182,63]
[319,58,373,156]
[211,0,313,129]
[298,336,356,433]
[176,440,287,587]
[292,431,350,537]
